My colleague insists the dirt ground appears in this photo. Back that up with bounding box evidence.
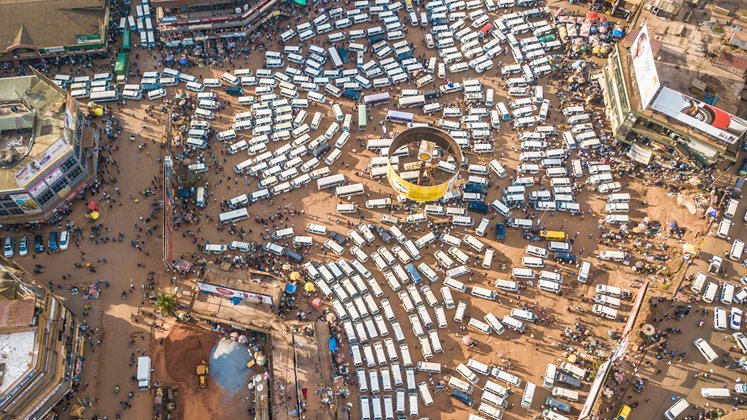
[150,324,250,420]
[12,1,726,420]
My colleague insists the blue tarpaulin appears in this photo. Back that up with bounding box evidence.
[329,337,338,351]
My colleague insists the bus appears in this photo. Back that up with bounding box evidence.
[122,29,131,53]
[90,90,120,102]
[386,110,414,124]
[219,208,249,224]
[364,92,390,106]
[358,104,368,131]
[329,47,344,68]
[114,53,130,76]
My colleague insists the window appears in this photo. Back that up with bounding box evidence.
[51,178,69,194]
[35,189,55,206]
[66,166,83,183]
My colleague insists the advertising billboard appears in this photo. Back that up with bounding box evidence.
[651,87,747,145]
[10,194,42,214]
[196,281,274,305]
[630,25,660,110]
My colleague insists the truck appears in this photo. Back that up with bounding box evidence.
[137,356,152,390]
[196,361,209,389]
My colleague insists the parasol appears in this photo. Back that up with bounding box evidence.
[178,56,189,65]
[586,11,597,20]
[89,211,100,220]
[305,282,316,292]
[87,201,98,211]
[311,298,323,309]
[568,354,577,363]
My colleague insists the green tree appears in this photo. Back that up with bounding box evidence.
[154,293,177,315]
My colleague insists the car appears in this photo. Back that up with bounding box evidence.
[709,256,723,274]
[18,237,27,257]
[496,223,505,241]
[48,232,59,252]
[59,231,69,251]
[373,226,392,244]
[736,384,747,394]
[329,232,348,246]
[731,308,743,331]
[33,235,44,253]
[3,237,13,258]
[425,33,435,49]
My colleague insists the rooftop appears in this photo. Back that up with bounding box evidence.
[0,330,36,394]
[0,75,73,191]
[622,17,744,115]
[0,0,106,52]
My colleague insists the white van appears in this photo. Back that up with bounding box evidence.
[664,398,690,420]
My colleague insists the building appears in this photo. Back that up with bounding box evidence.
[599,22,747,165]
[0,72,99,223]
[0,260,84,418]
[154,0,282,46]
[0,0,108,61]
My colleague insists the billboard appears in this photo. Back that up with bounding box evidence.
[196,281,274,305]
[630,25,660,110]
[651,87,747,145]
[10,194,42,214]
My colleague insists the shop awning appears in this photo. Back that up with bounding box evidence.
[627,143,653,165]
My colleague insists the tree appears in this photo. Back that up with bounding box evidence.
[154,293,177,315]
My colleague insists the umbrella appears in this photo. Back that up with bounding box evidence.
[311,298,323,309]
[285,284,297,294]
[179,57,189,65]
[290,272,301,281]
[568,354,577,363]
[89,211,100,220]
[165,55,174,62]
[706,207,719,219]
[87,200,98,211]
[586,11,597,20]
[305,282,316,292]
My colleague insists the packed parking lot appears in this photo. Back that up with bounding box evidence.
[48,0,686,418]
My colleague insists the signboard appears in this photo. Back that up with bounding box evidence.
[10,193,42,214]
[15,138,69,187]
[75,34,102,44]
[630,25,660,110]
[197,281,274,305]
[651,87,747,145]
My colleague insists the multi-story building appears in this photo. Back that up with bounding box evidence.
[599,23,747,166]
[0,0,108,61]
[0,72,99,223]
[154,0,280,45]
[0,261,84,418]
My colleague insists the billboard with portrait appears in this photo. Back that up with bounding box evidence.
[630,25,660,110]
[651,87,747,145]
[196,281,274,305]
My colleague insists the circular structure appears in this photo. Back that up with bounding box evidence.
[386,126,463,202]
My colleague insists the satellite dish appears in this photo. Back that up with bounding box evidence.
[235,7,241,13]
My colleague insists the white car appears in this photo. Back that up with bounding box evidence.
[731,307,743,331]
[18,237,28,257]
[59,231,69,251]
